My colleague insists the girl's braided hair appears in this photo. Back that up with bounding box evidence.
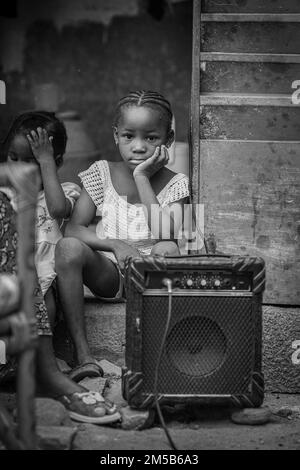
[2,111,67,166]
[114,90,173,133]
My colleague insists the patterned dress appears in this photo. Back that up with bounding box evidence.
[0,192,51,383]
[0,191,52,335]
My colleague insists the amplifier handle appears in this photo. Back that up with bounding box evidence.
[165,253,232,258]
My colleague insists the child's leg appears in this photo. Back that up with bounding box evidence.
[55,237,120,366]
[44,286,56,331]
[36,334,84,396]
[150,241,180,256]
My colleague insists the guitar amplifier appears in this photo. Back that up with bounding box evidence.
[122,255,265,409]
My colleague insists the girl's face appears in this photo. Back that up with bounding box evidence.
[7,134,36,165]
[114,106,174,170]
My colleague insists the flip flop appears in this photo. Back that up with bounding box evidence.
[68,362,104,382]
[57,391,121,425]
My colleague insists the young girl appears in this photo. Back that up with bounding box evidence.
[55,90,190,381]
[0,111,119,424]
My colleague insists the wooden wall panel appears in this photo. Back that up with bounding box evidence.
[199,140,300,305]
[201,62,300,94]
[200,106,300,140]
[202,23,300,54]
[202,0,300,14]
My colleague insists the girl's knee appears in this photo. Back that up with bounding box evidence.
[55,237,85,268]
[151,241,180,256]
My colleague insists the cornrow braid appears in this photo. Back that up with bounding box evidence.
[114,90,173,132]
[2,110,67,166]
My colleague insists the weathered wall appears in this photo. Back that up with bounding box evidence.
[0,0,192,161]
[191,0,300,305]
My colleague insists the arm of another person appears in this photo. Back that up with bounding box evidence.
[27,128,71,220]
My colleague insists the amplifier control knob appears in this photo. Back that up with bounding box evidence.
[200,279,207,287]
[214,279,221,287]
[186,279,193,287]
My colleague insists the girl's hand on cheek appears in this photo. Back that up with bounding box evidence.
[133,145,169,179]
[26,127,54,164]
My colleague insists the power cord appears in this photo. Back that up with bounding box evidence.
[153,278,178,451]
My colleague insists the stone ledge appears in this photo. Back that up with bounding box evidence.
[263,306,300,393]
[85,300,126,365]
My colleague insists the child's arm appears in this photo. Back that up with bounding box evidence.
[133,145,188,240]
[27,128,71,219]
[66,188,139,270]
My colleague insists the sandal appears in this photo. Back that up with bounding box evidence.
[68,362,104,382]
[57,391,121,424]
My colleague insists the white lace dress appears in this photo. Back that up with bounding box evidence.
[79,160,190,264]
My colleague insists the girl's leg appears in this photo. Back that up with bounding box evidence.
[36,334,85,397]
[150,241,180,256]
[55,237,120,366]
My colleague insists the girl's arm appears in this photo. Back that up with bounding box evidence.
[27,128,71,220]
[133,145,187,240]
[65,187,111,250]
[65,188,140,268]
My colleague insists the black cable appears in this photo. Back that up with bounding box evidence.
[153,278,178,451]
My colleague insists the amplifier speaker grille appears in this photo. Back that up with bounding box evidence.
[141,296,254,395]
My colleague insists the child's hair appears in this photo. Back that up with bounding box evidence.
[114,90,173,133]
[2,111,67,165]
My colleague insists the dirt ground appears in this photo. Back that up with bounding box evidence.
[1,380,299,450]
[72,393,300,451]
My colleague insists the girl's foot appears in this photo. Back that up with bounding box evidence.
[69,357,104,382]
[57,391,121,424]
[37,370,119,424]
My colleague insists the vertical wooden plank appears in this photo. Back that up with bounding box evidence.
[191,0,201,206]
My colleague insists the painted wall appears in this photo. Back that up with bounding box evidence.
[0,0,192,161]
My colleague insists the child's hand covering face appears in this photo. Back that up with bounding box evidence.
[133,145,169,178]
[26,127,54,164]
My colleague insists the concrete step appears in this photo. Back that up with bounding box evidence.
[84,300,125,367]
[54,300,300,394]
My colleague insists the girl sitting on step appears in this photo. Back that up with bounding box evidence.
[0,112,119,424]
[55,90,190,381]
